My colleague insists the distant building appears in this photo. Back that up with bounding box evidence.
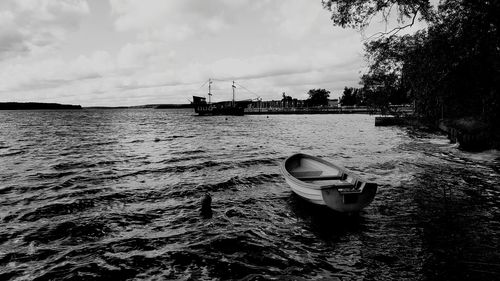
[328,99,339,107]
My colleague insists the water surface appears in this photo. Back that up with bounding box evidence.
[1,109,499,280]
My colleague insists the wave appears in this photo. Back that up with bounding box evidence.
[106,157,278,181]
[63,140,120,151]
[0,150,24,157]
[2,110,499,281]
[35,171,75,180]
[52,160,120,171]
[18,199,96,222]
[195,173,282,194]
[23,217,112,245]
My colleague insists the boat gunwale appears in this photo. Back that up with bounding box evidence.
[281,153,376,192]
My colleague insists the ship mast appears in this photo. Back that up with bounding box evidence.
[232,80,235,107]
[208,78,212,104]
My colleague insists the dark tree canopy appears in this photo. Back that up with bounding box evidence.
[307,89,330,106]
[400,1,500,123]
[282,92,294,107]
[323,0,500,130]
[282,92,293,102]
[321,0,434,30]
[340,87,366,106]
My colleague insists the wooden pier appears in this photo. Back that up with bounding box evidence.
[244,105,413,115]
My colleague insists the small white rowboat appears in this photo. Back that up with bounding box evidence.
[280,153,377,212]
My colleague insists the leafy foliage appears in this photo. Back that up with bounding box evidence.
[340,87,365,106]
[282,92,294,107]
[321,0,434,30]
[401,1,500,124]
[360,35,412,111]
[307,89,330,106]
[323,0,500,129]
[282,92,293,102]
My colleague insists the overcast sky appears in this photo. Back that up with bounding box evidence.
[0,0,425,106]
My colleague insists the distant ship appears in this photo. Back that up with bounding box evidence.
[192,79,252,116]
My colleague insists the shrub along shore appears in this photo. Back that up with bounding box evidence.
[376,115,499,151]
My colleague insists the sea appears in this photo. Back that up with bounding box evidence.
[0,109,499,281]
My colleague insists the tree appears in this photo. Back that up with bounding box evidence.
[322,0,500,128]
[282,92,293,108]
[340,87,364,106]
[321,0,434,31]
[307,89,330,106]
[360,35,411,110]
[399,1,500,123]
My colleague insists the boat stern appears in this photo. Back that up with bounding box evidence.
[321,182,377,212]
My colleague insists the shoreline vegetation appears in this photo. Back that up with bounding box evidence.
[0,102,192,110]
[85,104,193,109]
[375,114,499,151]
[438,117,497,151]
[321,1,500,152]
[0,102,82,110]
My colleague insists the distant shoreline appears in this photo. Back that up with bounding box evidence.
[85,104,193,109]
[0,102,82,110]
[0,102,193,110]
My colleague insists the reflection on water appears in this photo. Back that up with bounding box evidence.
[0,109,499,280]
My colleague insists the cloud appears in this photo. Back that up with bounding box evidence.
[0,11,29,59]
[0,51,113,92]
[273,0,330,39]
[0,0,89,59]
[117,42,175,70]
[0,0,369,106]
[108,0,341,42]
[110,0,245,41]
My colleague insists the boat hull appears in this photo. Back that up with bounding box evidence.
[320,184,377,212]
[192,96,251,116]
[195,106,244,116]
[280,153,377,212]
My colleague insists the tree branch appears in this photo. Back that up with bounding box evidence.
[363,8,420,41]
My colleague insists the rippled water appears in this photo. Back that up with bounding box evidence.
[1,109,499,280]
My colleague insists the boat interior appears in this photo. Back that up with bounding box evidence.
[287,156,365,190]
[287,157,345,180]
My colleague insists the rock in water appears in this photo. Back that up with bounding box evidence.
[200,193,212,218]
